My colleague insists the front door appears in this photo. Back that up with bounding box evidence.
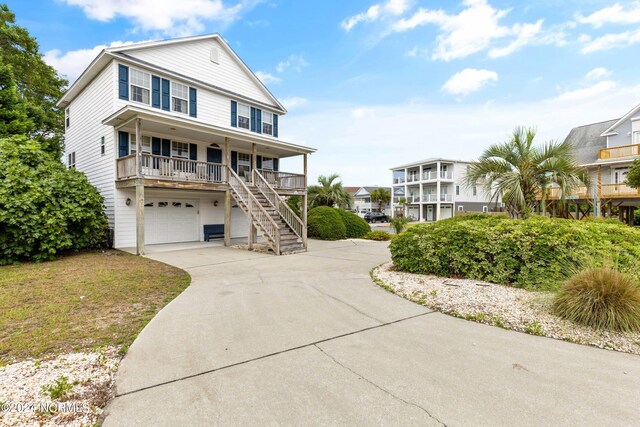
[427,205,434,221]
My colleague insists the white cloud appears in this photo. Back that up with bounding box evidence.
[352,107,376,119]
[254,71,281,84]
[488,20,543,58]
[553,81,618,102]
[580,28,640,53]
[576,2,640,28]
[44,40,150,83]
[585,67,611,80]
[442,68,498,96]
[61,0,258,36]
[280,97,307,110]
[276,54,308,73]
[405,46,428,57]
[341,0,411,31]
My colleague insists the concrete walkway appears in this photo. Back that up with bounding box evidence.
[105,240,640,426]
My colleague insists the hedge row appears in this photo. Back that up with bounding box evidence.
[308,207,371,240]
[389,214,640,291]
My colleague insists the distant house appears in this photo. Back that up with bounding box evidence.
[349,186,392,216]
[390,158,497,221]
[57,34,315,255]
[560,102,640,224]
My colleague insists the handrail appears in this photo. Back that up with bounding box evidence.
[227,166,281,255]
[254,169,305,243]
[599,144,640,160]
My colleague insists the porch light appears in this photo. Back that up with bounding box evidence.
[125,198,131,206]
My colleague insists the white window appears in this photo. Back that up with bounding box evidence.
[172,141,190,159]
[473,186,477,196]
[634,131,640,144]
[237,152,251,177]
[129,134,151,154]
[171,82,189,114]
[261,156,274,170]
[238,103,250,130]
[483,206,488,213]
[65,108,70,129]
[100,136,105,156]
[130,69,150,104]
[68,152,75,169]
[262,112,273,135]
[455,185,460,195]
[458,205,464,211]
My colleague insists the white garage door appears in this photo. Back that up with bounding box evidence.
[144,199,199,245]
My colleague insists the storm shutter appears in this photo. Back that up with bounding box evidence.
[151,76,161,108]
[189,143,197,161]
[273,114,278,138]
[118,65,129,100]
[161,139,171,157]
[231,151,238,173]
[250,107,256,132]
[256,155,262,169]
[230,101,237,127]
[256,109,262,134]
[207,147,222,163]
[151,137,161,155]
[273,158,279,171]
[118,131,129,157]
[161,78,170,111]
[189,87,197,118]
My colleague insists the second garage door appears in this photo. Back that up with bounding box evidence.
[144,199,199,245]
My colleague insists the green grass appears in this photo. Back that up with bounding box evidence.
[0,250,190,364]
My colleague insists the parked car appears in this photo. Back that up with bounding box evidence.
[364,212,389,223]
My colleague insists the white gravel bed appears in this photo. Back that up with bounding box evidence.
[373,263,640,356]
[0,347,120,426]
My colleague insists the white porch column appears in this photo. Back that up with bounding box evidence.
[436,161,441,221]
[404,167,408,217]
[135,118,144,255]
[224,137,231,247]
[302,153,308,249]
[248,143,257,249]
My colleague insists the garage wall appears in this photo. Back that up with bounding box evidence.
[114,188,249,248]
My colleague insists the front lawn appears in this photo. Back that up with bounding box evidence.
[0,250,190,364]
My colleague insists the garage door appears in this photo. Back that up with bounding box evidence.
[144,199,199,245]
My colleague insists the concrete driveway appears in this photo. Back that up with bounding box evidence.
[105,240,639,426]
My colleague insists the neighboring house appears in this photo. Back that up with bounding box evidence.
[351,186,392,216]
[58,34,315,255]
[558,102,640,224]
[390,158,497,221]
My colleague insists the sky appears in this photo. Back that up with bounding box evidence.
[9,0,640,186]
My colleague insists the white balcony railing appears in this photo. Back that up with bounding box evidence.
[117,153,225,183]
[440,194,453,202]
[440,171,453,180]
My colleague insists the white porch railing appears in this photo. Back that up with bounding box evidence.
[423,171,437,181]
[440,171,453,179]
[227,167,281,255]
[258,169,305,190]
[117,153,225,183]
[254,169,306,246]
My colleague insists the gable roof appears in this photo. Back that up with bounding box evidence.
[57,33,285,112]
[343,186,360,195]
[353,186,391,197]
[601,102,640,136]
[564,119,618,166]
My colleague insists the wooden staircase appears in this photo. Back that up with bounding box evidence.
[227,167,306,255]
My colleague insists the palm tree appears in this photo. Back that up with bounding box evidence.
[308,173,354,209]
[370,187,391,212]
[465,127,588,219]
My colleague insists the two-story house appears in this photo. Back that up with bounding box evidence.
[58,34,315,255]
[559,102,640,224]
[390,158,497,221]
[349,186,392,216]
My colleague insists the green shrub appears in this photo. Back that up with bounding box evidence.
[42,376,73,400]
[390,216,410,234]
[334,209,370,238]
[554,268,640,332]
[389,214,640,291]
[363,230,393,241]
[0,137,108,264]
[307,206,346,240]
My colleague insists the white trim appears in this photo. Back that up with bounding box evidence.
[601,102,640,136]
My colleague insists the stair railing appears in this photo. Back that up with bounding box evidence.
[253,169,306,247]
[227,166,281,255]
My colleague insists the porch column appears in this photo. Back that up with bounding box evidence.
[224,137,232,247]
[249,143,257,248]
[436,161,441,221]
[302,153,308,249]
[135,118,144,255]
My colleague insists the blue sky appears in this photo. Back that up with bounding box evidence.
[9,0,640,185]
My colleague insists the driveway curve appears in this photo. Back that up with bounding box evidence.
[105,240,639,426]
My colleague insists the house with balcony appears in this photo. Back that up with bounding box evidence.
[390,158,496,221]
[349,186,392,216]
[58,34,315,255]
[557,102,640,224]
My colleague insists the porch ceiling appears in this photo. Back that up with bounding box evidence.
[103,105,315,158]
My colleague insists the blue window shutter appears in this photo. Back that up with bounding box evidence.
[231,151,238,173]
[161,79,170,111]
[151,137,161,155]
[118,65,129,100]
[256,109,262,134]
[250,107,256,132]
[273,158,279,171]
[161,139,171,157]
[189,143,197,161]
[256,155,262,169]
[273,114,278,138]
[118,131,129,157]
[151,76,160,108]
[230,101,237,127]
[189,87,197,118]
[207,147,222,163]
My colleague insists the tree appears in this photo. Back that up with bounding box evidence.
[370,187,391,212]
[0,61,33,136]
[0,4,68,157]
[466,126,588,219]
[627,159,640,189]
[307,173,354,209]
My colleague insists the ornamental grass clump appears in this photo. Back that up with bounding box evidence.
[553,268,640,333]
